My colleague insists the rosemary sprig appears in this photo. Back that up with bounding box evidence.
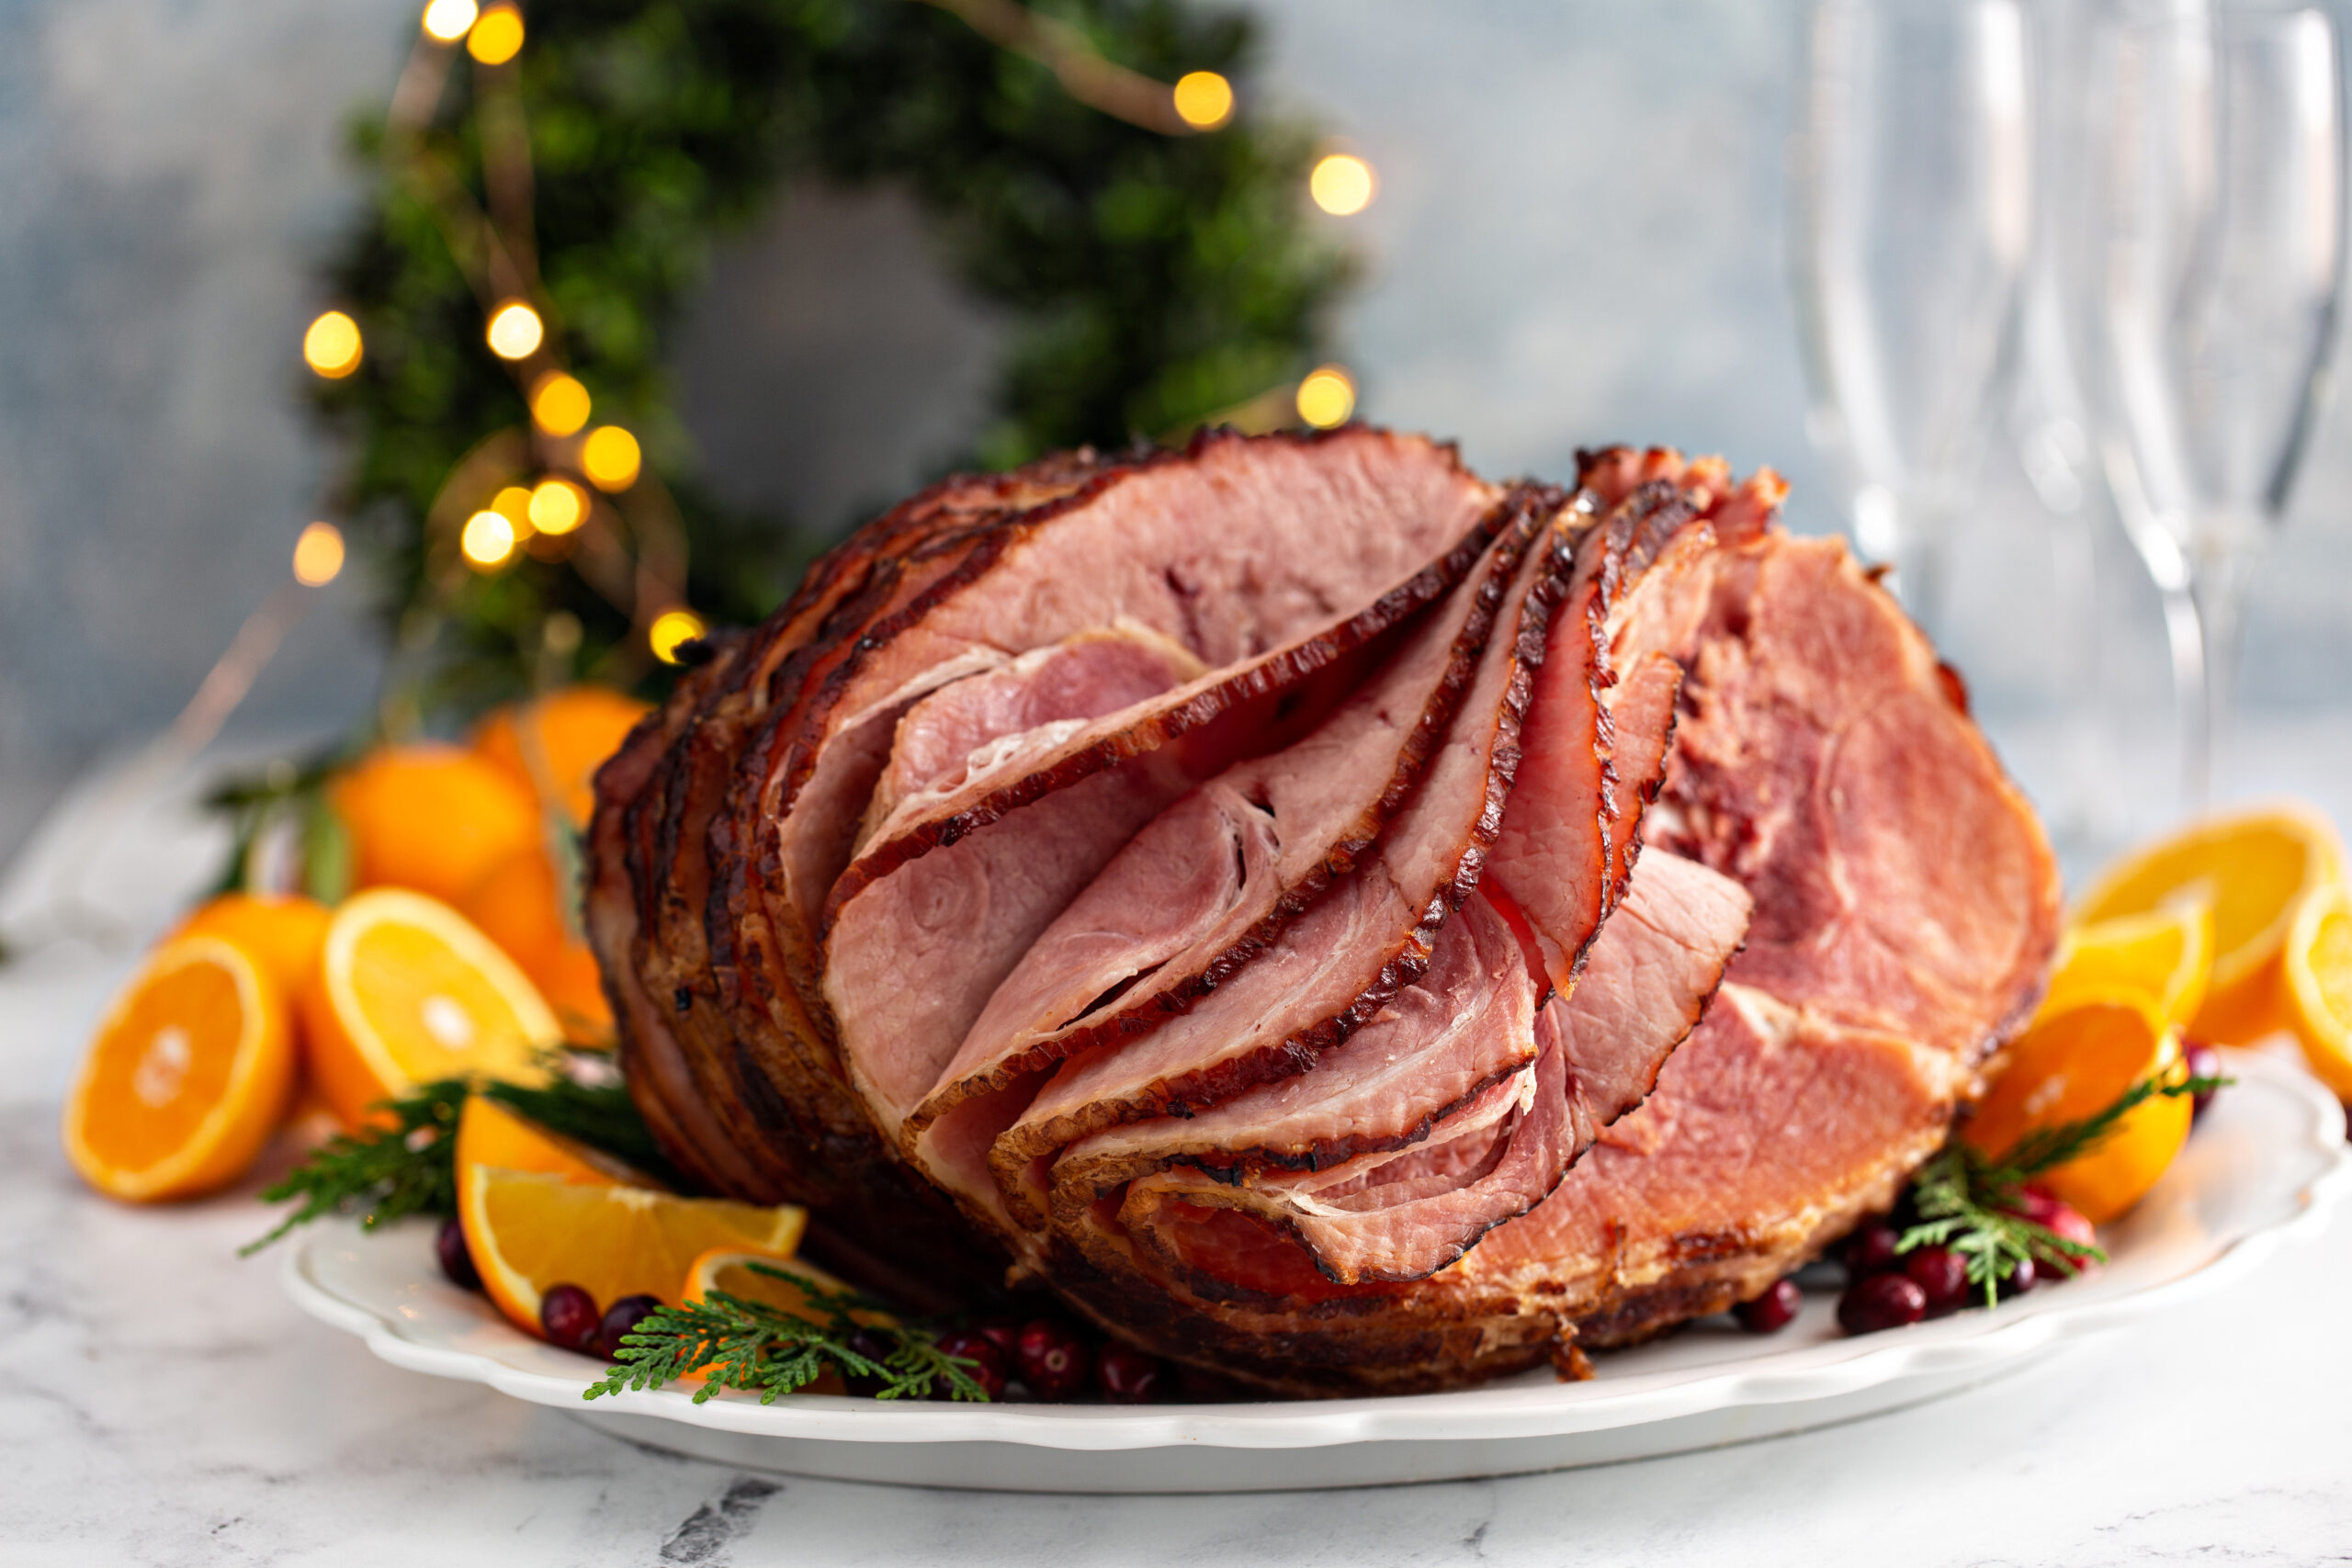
[1896,1070,2228,1307]
[584,1261,989,1405]
[241,1049,676,1253]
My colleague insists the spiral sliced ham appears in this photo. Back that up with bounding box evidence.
[588,430,2060,1390]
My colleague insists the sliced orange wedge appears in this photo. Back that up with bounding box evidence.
[454,1091,645,1189]
[684,1248,866,1319]
[62,935,297,1201]
[461,1166,805,1337]
[1964,988,2187,1224]
[2282,882,2352,1100]
[2045,906,2213,1032]
[2075,805,2345,1044]
[300,888,557,1128]
[174,893,331,999]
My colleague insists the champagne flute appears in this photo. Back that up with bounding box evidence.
[1791,0,2036,642]
[2083,0,2346,807]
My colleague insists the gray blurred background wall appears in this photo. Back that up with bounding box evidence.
[4,0,2347,873]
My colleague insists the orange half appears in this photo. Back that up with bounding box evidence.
[2282,882,2352,1099]
[300,888,557,1127]
[62,935,296,1201]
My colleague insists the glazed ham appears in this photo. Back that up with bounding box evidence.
[587,428,2060,1391]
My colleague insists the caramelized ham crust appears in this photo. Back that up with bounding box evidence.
[585,431,2060,1393]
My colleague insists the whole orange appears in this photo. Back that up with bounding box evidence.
[458,843,613,1042]
[471,686,651,829]
[331,744,541,908]
[174,893,330,999]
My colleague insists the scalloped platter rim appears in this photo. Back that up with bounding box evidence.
[283,1047,2349,1492]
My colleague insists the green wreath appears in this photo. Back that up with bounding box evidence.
[312,0,1350,720]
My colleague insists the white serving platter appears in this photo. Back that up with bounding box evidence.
[284,1048,2349,1493]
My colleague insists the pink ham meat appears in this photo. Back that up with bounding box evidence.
[820,484,1539,1159]
[967,495,1575,1226]
[910,491,1559,1145]
[1063,850,1750,1287]
[855,625,1204,852]
[587,430,2062,1395]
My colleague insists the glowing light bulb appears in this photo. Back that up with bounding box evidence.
[461,509,515,569]
[302,311,363,378]
[650,608,707,665]
[1295,365,1356,429]
[421,0,478,43]
[528,478,586,536]
[529,371,591,436]
[1309,153,1376,217]
[485,300,544,360]
[466,2,524,64]
[491,484,535,531]
[581,425,642,491]
[291,522,345,586]
[1172,71,1234,130]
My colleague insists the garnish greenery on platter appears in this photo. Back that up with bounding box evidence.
[1895,1069,2228,1307]
[242,1048,675,1255]
[584,1262,990,1405]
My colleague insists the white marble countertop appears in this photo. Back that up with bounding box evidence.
[4,758,2349,1564]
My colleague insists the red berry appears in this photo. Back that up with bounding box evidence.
[1997,1255,2039,1299]
[592,1294,662,1361]
[539,1283,601,1353]
[1843,1222,1903,1277]
[933,1330,1008,1400]
[1014,1318,1094,1400]
[435,1215,481,1291]
[2184,1041,2222,1121]
[1838,1272,1927,1335]
[977,1319,1022,1356]
[1094,1343,1165,1403]
[1902,1247,1970,1317]
[841,1329,895,1397]
[1734,1278,1803,1334]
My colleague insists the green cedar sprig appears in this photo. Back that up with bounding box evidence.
[583,1261,989,1405]
[242,1077,469,1254]
[1896,1071,2228,1307]
[241,1049,676,1254]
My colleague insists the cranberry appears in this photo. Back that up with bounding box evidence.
[1095,1343,1166,1403]
[435,1215,481,1291]
[1734,1278,1804,1334]
[1843,1222,1904,1278]
[842,1328,896,1397]
[592,1294,662,1361]
[539,1283,601,1353]
[933,1329,1008,1400]
[1997,1255,2038,1299]
[977,1319,1022,1357]
[2184,1041,2223,1121]
[1838,1272,1928,1335]
[1902,1247,1971,1317]
[2008,1183,2064,1225]
[1014,1318,1095,1400]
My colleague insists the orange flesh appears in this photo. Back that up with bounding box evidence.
[77,960,246,1172]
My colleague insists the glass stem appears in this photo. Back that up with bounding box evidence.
[2157,584,2209,810]
[2187,555,2250,811]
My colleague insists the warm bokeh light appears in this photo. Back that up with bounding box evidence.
[528,478,587,536]
[529,372,591,436]
[291,522,345,586]
[485,300,544,360]
[581,425,642,491]
[302,311,363,378]
[1309,153,1376,216]
[491,484,535,531]
[421,0,479,44]
[461,509,516,569]
[1295,365,1356,428]
[1172,71,1234,130]
[466,2,525,64]
[649,609,707,665]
